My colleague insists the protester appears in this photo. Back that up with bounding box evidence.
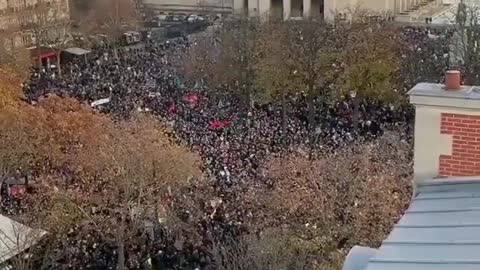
[18,24,449,269]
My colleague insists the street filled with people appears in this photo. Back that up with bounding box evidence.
[9,22,453,269]
[24,26,450,178]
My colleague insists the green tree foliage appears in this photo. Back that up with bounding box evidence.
[255,19,345,143]
[255,20,297,140]
[283,20,345,130]
[183,19,260,107]
[341,23,401,130]
[255,20,296,103]
[217,18,260,106]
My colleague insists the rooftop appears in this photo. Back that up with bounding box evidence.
[408,83,480,109]
[365,177,480,270]
[63,47,91,56]
[0,214,46,264]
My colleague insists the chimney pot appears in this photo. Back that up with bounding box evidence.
[445,70,461,90]
[408,81,480,182]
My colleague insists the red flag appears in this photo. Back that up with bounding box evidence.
[182,92,200,107]
[10,185,26,198]
[168,102,177,114]
[209,119,231,129]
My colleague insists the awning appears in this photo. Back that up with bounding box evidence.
[40,52,56,59]
[63,47,91,56]
[91,97,110,107]
[29,47,56,59]
[0,214,47,263]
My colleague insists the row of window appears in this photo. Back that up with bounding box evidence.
[2,0,52,11]
[0,31,34,48]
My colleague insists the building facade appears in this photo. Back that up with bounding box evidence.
[234,0,323,19]
[140,0,233,16]
[234,0,448,21]
[0,0,70,49]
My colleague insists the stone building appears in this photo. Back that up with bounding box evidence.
[234,0,451,21]
[0,0,70,48]
[234,0,324,19]
[140,0,233,16]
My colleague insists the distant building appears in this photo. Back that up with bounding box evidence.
[233,0,452,22]
[0,0,70,67]
[0,0,70,48]
[139,0,233,17]
[233,0,324,19]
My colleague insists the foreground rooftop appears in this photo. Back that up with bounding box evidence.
[366,177,480,270]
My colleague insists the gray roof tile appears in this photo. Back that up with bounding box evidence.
[366,179,480,270]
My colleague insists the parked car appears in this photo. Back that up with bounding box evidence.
[123,31,142,45]
[187,14,205,23]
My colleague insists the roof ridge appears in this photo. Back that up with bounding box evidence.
[418,178,480,187]
[414,194,480,201]
[406,207,480,213]
[396,224,480,228]
[383,240,480,245]
[369,258,480,264]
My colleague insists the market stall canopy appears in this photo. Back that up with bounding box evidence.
[0,214,46,264]
[63,47,91,56]
[91,97,110,107]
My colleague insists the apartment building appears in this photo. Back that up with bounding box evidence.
[0,0,70,49]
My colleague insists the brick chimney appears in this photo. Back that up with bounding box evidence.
[408,73,480,182]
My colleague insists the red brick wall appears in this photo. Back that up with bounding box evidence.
[439,113,480,177]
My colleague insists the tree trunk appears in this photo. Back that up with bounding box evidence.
[117,209,126,270]
[56,51,62,78]
[0,175,5,202]
[281,93,287,144]
[352,94,360,132]
[37,39,42,68]
[117,240,125,270]
[113,44,119,61]
[307,91,315,131]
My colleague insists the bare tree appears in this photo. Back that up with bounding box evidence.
[211,230,315,270]
[19,0,70,68]
[0,217,47,270]
[0,1,31,75]
[86,0,138,58]
[452,0,480,84]
[254,132,412,267]
[216,18,260,107]
[0,68,203,268]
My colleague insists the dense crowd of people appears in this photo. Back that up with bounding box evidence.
[15,23,451,269]
[24,25,451,185]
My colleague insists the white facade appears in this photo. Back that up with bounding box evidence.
[141,0,233,15]
[234,0,447,21]
[234,0,324,19]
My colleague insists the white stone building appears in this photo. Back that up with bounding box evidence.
[234,0,452,21]
[234,0,323,19]
[140,0,233,15]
